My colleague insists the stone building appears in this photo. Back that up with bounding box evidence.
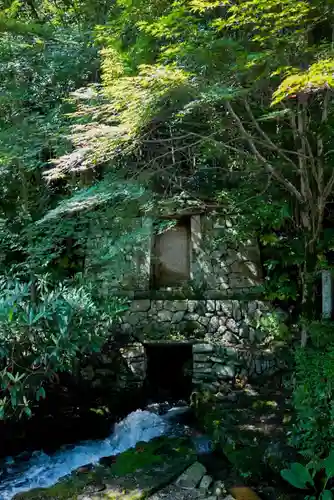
[87,210,285,396]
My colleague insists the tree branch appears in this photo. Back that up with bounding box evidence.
[243,99,299,173]
[225,101,303,202]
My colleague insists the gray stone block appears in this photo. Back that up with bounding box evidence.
[193,353,209,362]
[157,309,173,321]
[163,300,174,311]
[185,313,200,321]
[127,314,139,326]
[220,301,233,315]
[172,300,188,311]
[172,311,185,323]
[199,474,213,495]
[207,300,216,312]
[188,300,197,312]
[130,299,151,312]
[193,343,214,353]
[209,316,219,333]
[215,364,235,379]
[198,316,210,326]
[232,300,242,320]
[194,367,212,374]
[222,332,239,344]
[175,461,206,489]
[238,321,250,338]
[226,318,238,333]
[210,356,224,363]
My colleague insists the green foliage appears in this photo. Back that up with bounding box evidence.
[255,311,291,343]
[0,278,124,419]
[281,462,315,489]
[290,322,334,456]
[0,1,160,423]
[281,452,334,499]
[272,59,334,105]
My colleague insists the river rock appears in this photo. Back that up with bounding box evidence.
[83,482,106,493]
[230,487,260,500]
[199,474,213,495]
[76,463,94,473]
[99,455,117,466]
[175,461,206,489]
[212,480,227,497]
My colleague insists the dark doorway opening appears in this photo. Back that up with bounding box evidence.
[144,343,193,403]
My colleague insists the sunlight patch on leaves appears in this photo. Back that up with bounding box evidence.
[272,59,334,105]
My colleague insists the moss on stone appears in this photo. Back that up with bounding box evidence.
[14,436,196,500]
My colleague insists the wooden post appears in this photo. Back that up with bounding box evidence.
[322,270,332,319]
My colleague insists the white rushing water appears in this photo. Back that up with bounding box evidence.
[0,409,173,500]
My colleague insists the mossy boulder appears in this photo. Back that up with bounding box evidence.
[14,436,196,500]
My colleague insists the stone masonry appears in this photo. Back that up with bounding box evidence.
[121,299,268,344]
[87,212,284,390]
[119,299,285,387]
[87,214,263,294]
[192,342,283,391]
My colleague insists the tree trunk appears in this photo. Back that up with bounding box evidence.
[300,234,318,346]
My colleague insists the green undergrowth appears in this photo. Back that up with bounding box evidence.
[14,436,196,500]
[193,382,296,481]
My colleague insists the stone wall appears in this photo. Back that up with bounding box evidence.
[119,343,146,388]
[192,342,284,391]
[120,298,270,344]
[88,337,284,400]
[191,216,262,293]
[118,298,286,389]
[80,342,146,392]
[86,214,263,294]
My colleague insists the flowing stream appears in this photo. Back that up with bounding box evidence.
[0,408,187,500]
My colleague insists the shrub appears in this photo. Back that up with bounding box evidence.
[0,278,125,420]
[290,322,334,457]
[281,451,334,499]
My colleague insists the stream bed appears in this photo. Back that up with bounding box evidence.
[0,404,209,500]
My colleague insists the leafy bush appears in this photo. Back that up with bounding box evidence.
[290,322,334,456]
[281,451,334,499]
[255,310,291,344]
[0,278,125,420]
